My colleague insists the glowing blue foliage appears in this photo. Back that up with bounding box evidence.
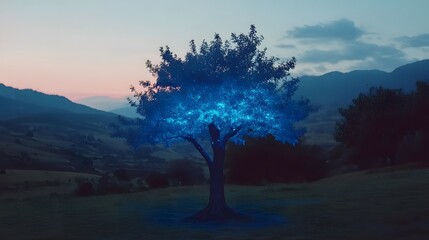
[126,26,311,148]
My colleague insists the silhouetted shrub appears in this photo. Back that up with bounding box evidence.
[76,181,95,196]
[146,172,169,189]
[226,135,327,185]
[166,159,205,185]
[298,144,328,181]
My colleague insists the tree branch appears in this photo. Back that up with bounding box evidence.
[222,126,242,144]
[182,135,213,166]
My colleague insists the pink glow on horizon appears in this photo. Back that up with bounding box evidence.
[1,52,157,101]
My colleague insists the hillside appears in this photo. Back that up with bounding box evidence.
[0,83,113,118]
[0,83,202,173]
[0,95,63,120]
[0,84,135,172]
[0,111,135,172]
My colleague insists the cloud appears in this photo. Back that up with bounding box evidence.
[396,33,429,47]
[299,41,405,64]
[287,19,364,41]
[275,44,296,49]
[282,19,412,73]
[314,65,328,73]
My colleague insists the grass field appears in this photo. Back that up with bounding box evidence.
[0,170,101,200]
[0,167,428,240]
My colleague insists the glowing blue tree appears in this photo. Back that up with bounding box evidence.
[122,26,311,221]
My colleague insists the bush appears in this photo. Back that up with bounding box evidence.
[146,172,169,189]
[75,181,95,196]
[298,144,328,181]
[226,135,327,185]
[166,159,205,186]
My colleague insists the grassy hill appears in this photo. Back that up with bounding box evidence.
[0,83,111,117]
[0,169,100,200]
[0,110,139,172]
[0,110,203,173]
[0,83,202,173]
[0,167,427,239]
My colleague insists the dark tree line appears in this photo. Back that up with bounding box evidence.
[226,135,327,185]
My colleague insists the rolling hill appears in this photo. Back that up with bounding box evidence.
[0,83,114,119]
[0,84,136,172]
[0,83,201,173]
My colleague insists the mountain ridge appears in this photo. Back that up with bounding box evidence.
[296,59,429,107]
[0,83,119,119]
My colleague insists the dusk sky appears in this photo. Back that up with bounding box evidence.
[1,0,429,101]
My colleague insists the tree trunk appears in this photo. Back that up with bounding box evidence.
[187,123,244,222]
[189,144,240,222]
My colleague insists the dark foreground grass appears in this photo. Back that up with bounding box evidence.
[1,168,429,240]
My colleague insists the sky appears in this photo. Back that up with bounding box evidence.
[1,0,429,101]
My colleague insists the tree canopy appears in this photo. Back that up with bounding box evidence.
[122,25,310,148]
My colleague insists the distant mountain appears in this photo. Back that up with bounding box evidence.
[111,106,140,118]
[297,59,429,107]
[76,96,141,118]
[77,96,130,112]
[390,59,429,84]
[0,83,117,119]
